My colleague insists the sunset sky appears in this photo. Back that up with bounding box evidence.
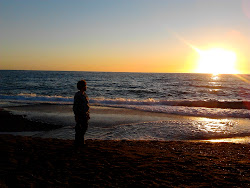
[1,0,250,74]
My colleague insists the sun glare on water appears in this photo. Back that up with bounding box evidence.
[196,48,239,74]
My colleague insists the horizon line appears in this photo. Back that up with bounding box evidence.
[0,69,249,75]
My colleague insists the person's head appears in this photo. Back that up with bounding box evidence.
[77,80,87,91]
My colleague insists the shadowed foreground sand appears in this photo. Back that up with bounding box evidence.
[0,135,249,187]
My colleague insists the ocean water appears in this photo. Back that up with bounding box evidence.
[0,70,249,141]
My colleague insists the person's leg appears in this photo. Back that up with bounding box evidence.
[75,123,82,146]
[75,120,88,146]
[79,119,88,145]
[81,121,88,145]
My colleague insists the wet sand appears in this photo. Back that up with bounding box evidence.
[0,109,249,187]
[3,104,190,128]
[0,108,62,132]
[2,105,250,142]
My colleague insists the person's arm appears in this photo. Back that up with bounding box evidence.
[73,94,83,116]
[83,94,90,119]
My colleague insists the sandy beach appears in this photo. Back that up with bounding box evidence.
[1,135,249,187]
[0,109,249,187]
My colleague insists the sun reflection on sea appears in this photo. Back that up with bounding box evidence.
[190,117,250,143]
[194,117,235,134]
[208,74,224,95]
[209,74,221,87]
[204,137,250,144]
[211,74,219,81]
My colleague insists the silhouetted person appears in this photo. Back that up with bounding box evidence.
[73,80,90,146]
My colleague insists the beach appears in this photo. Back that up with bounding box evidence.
[0,109,249,187]
[1,135,249,187]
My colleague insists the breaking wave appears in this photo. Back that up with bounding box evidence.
[0,93,249,119]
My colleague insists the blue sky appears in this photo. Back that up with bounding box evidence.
[1,0,250,73]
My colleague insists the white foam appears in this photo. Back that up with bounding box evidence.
[102,104,250,119]
[39,118,250,141]
[0,94,73,103]
[1,94,249,118]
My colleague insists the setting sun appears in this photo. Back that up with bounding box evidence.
[196,48,239,74]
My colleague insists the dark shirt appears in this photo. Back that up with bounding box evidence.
[73,91,90,120]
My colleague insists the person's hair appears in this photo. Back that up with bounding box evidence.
[77,80,87,90]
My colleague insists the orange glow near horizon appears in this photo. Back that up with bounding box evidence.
[1,1,250,74]
[168,31,243,74]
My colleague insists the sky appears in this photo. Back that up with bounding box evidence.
[1,0,250,74]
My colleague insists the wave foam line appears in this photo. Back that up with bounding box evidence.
[120,105,250,119]
[91,98,250,110]
[0,94,249,110]
[0,93,73,103]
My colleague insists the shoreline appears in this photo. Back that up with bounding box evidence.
[1,105,250,143]
[1,134,249,187]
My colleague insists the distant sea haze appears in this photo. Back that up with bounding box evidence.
[0,70,249,119]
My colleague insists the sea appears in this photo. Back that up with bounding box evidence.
[0,70,250,142]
